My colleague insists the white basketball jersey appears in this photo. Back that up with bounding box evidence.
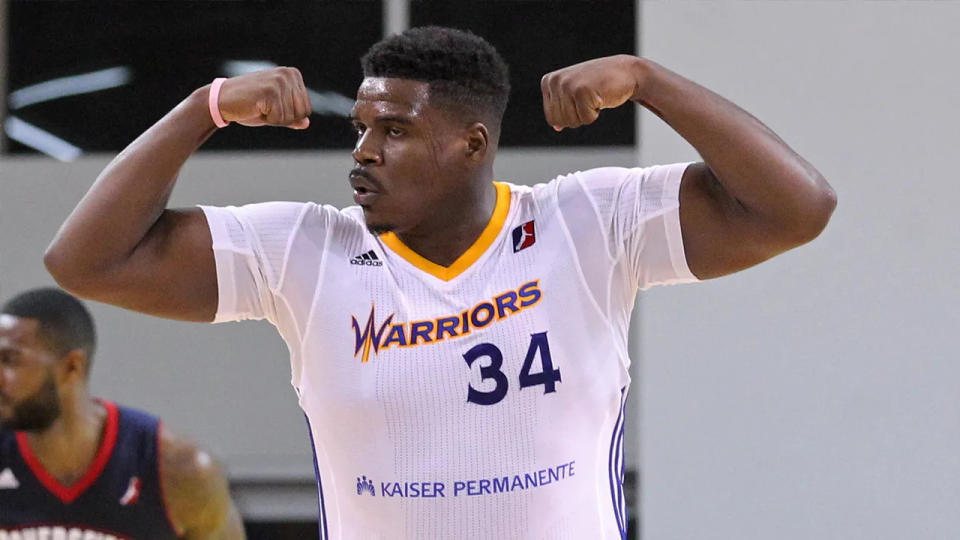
[201,162,697,540]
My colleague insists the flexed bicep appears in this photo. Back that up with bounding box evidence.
[63,208,220,322]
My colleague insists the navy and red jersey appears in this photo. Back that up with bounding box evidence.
[0,400,181,539]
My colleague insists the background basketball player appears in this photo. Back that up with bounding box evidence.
[0,288,245,539]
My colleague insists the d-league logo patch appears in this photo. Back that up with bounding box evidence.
[351,249,383,267]
[512,220,536,253]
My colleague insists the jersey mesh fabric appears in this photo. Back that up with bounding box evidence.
[199,162,697,540]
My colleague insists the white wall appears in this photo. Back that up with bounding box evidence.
[638,3,960,539]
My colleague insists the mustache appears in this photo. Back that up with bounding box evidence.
[349,169,383,190]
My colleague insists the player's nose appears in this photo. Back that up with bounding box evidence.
[352,133,382,166]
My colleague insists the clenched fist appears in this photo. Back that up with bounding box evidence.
[216,67,312,129]
[540,55,645,131]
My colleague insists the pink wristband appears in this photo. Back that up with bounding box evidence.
[208,78,229,128]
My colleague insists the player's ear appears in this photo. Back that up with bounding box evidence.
[464,122,490,162]
[58,349,89,384]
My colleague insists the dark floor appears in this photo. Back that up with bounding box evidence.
[245,521,317,540]
[245,518,638,539]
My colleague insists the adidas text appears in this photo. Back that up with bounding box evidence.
[351,250,383,267]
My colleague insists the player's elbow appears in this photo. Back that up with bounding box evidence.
[759,177,837,253]
[793,177,837,245]
[43,245,77,290]
[43,244,107,300]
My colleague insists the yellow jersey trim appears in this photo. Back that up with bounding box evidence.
[380,182,511,281]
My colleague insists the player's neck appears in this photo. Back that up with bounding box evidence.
[26,397,106,485]
[395,179,498,267]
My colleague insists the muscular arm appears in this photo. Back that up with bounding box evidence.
[44,68,311,321]
[160,426,246,540]
[541,55,837,279]
[44,89,219,321]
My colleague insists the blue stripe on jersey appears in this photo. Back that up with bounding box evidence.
[304,415,329,540]
[615,404,627,536]
[608,387,628,540]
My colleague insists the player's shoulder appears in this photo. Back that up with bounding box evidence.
[313,203,366,229]
[501,167,639,213]
[270,201,364,236]
[221,200,369,244]
[211,202,370,271]
[113,402,160,425]
[547,166,646,197]
[157,423,221,489]
[206,200,367,233]
[97,402,164,461]
[204,200,333,226]
[157,423,230,536]
[527,164,692,213]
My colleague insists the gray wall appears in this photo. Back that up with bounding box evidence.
[639,2,960,540]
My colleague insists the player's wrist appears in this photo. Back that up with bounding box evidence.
[625,56,656,103]
[183,86,220,131]
[207,78,230,128]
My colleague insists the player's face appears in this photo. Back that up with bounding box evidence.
[350,77,475,235]
[0,315,62,431]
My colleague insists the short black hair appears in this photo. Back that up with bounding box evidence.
[2,288,97,371]
[361,26,510,129]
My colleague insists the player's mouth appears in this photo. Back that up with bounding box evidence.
[352,186,379,207]
[349,169,382,207]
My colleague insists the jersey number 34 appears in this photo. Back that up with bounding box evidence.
[463,332,561,406]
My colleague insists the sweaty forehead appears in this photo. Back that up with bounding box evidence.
[0,314,39,347]
[0,314,18,331]
[354,77,433,116]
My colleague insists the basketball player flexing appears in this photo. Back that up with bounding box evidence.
[0,288,244,539]
[44,27,835,539]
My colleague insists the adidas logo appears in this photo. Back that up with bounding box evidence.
[351,250,383,267]
[0,468,19,489]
